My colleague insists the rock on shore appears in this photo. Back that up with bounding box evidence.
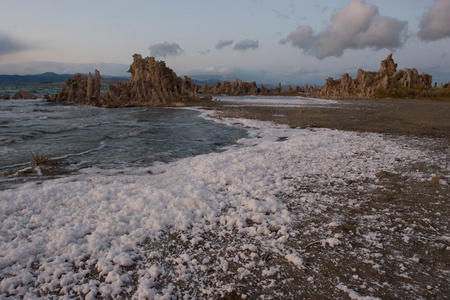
[317,54,433,98]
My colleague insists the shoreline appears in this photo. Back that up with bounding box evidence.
[191,97,450,139]
[1,96,449,299]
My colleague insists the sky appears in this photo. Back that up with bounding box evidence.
[1,0,449,86]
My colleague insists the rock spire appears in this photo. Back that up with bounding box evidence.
[48,54,199,107]
[102,54,198,107]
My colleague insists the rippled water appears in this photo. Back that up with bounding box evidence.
[0,83,107,98]
[0,84,61,98]
[0,99,247,189]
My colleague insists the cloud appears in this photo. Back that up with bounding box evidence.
[149,42,185,58]
[271,9,289,19]
[199,49,211,55]
[187,65,326,86]
[187,65,272,84]
[233,39,259,51]
[188,66,235,79]
[281,0,407,59]
[215,40,234,50]
[418,0,450,41]
[0,32,30,56]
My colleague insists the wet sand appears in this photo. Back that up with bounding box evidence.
[198,98,450,139]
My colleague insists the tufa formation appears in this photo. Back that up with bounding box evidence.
[196,80,311,96]
[49,70,101,105]
[48,54,199,107]
[196,79,259,96]
[102,54,198,107]
[46,53,438,104]
[1,90,38,100]
[317,54,433,99]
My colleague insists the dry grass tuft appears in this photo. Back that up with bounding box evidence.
[30,150,50,167]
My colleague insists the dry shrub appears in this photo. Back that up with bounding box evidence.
[30,151,50,167]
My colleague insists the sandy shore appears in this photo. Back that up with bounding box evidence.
[198,98,450,139]
[195,98,450,299]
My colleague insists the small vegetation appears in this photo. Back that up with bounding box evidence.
[374,84,450,100]
[30,150,50,167]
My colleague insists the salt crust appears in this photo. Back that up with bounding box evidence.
[0,107,444,299]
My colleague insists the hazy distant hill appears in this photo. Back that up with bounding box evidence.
[0,73,283,90]
[190,78,279,89]
[0,72,130,84]
[191,78,223,86]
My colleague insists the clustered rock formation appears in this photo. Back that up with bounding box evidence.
[48,70,101,105]
[48,54,199,107]
[196,79,259,96]
[317,54,433,99]
[44,53,439,105]
[196,79,313,96]
[281,84,318,96]
[1,90,38,100]
[102,54,198,107]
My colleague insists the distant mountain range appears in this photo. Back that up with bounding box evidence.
[191,78,223,86]
[0,72,218,85]
[0,72,130,84]
[0,72,283,89]
[191,78,279,89]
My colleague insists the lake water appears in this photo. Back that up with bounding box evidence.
[0,84,340,190]
[0,98,247,190]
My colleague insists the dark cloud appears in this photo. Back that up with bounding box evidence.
[418,0,450,41]
[0,32,30,56]
[215,40,234,50]
[281,0,407,59]
[233,39,259,51]
[271,9,289,19]
[199,49,211,55]
[149,42,185,58]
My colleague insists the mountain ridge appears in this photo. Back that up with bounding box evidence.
[0,73,285,89]
[0,72,130,84]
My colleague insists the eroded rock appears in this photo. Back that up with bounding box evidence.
[196,79,259,96]
[49,54,200,107]
[317,54,433,99]
[102,54,199,107]
[13,90,37,99]
[49,70,101,105]
[196,80,310,96]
